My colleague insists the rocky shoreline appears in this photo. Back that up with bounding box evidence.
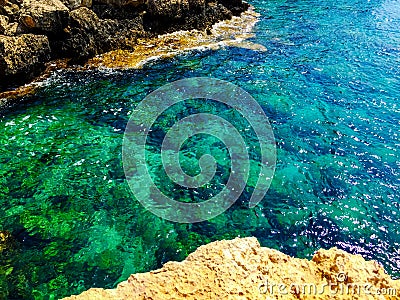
[63,237,400,299]
[0,0,249,91]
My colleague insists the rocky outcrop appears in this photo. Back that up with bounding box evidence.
[0,34,50,88]
[95,0,145,7]
[146,0,203,18]
[19,0,70,33]
[0,15,8,33]
[218,0,248,15]
[0,0,249,91]
[88,6,262,68]
[61,0,92,11]
[63,237,400,300]
[55,6,144,61]
[144,0,241,33]
[0,0,20,21]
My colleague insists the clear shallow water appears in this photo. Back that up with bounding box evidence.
[1,0,400,298]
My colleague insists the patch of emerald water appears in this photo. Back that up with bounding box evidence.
[144,98,264,203]
[0,70,267,299]
[1,0,400,297]
[0,55,398,298]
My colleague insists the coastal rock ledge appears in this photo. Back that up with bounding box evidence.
[64,237,400,299]
[0,0,249,90]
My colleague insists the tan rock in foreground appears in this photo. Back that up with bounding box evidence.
[63,237,400,299]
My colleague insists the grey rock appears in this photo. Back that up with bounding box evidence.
[19,0,69,33]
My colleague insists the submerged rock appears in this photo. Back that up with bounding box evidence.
[63,237,400,299]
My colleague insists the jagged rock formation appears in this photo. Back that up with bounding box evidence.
[0,34,50,87]
[0,0,249,90]
[63,237,400,299]
[19,0,70,33]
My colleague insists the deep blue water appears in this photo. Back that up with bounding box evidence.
[0,0,399,298]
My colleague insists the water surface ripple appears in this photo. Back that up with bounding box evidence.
[0,0,399,298]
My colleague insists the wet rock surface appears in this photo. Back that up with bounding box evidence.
[0,0,249,90]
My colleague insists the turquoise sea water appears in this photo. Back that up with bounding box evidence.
[1,0,400,298]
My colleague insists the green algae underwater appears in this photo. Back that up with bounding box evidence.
[1,0,400,298]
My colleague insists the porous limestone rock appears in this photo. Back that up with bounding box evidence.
[144,0,232,33]
[69,7,99,31]
[0,15,9,33]
[147,0,190,19]
[61,0,92,11]
[63,237,400,300]
[218,0,248,15]
[0,0,20,20]
[19,0,69,33]
[0,34,50,84]
[2,21,24,36]
[0,0,249,90]
[95,0,145,7]
[56,6,144,61]
[146,0,204,18]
